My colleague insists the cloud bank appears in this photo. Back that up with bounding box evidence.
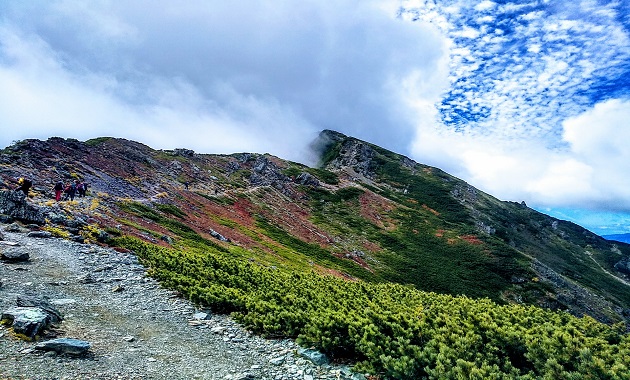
[2,1,630,233]
[0,0,447,163]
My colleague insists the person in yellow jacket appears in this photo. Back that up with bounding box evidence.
[15,177,32,196]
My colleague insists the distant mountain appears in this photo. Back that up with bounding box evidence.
[603,233,630,244]
[1,130,630,325]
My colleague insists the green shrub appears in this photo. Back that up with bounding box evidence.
[112,236,630,380]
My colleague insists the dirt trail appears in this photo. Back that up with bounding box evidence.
[0,228,361,380]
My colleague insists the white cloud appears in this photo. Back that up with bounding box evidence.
[0,0,448,163]
[411,98,630,215]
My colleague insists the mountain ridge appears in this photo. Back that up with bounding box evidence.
[603,233,630,244]
[1,131,629,326]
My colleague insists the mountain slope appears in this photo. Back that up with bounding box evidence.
[1,132,630,326]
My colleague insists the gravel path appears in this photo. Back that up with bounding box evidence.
[0,226,365,380]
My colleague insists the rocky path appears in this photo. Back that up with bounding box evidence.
[0,225,365,380]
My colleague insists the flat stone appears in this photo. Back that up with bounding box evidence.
[34,338,91,355]
[211,326,227,334]
[26,231,52,238]
[1,250,29,262]
[269,356,285,365]
[192,312,209,320]
[50,298,76,306]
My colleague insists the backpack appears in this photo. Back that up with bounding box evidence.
[77,183,84,191]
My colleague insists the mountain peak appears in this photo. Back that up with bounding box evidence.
[1,133,630,326]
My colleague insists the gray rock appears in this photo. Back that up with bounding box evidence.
[17,295,63,323]
[295,173,319,187]
[269,356,285,366]
[77,274,96,284]
[297,348,329,366]
[66,217,87,228]
[192,312,210,320]
[160,235,174,244]
[0,213,14,224]
[0,230,4,240]
[3,222,26,233]
[209,229,230,242]
[35,338,91,355]
[1,307,50,338]
[27,231,52,238]
[1,250,29,262]
[0,191,45,225]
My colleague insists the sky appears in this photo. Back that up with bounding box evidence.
[1,1,629,235]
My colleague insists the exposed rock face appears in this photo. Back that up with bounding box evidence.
[295,172,320,187]
[326,140,376,178]
[249,156,289,187]
[0,190,46,225]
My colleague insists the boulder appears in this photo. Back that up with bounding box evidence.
[0,190,46,225]
[16,295,63,323]
[35,338,91,355]
[160,235,174,244]
[1,307,50,338]
[297,347,329,366]
[209,229,230,242]
[295,172,320,187]
[1,250,29,262]
[3,223,27,233]
[27,231,52,238]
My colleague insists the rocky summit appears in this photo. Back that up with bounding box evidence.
[1,131,630,378]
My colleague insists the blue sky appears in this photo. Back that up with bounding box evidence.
[0,1,629,235]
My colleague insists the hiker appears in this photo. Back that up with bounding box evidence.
[63,182,77,201]
[76,181,86,197]
[184,182,189,190]
[80,182,89,197]
[53,181,64,201]
[15,177,32,196]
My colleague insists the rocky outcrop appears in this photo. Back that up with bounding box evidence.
[249,156,289,187]
[325,140,376,178]
[295,172,320,187]
[0,190,45,225]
